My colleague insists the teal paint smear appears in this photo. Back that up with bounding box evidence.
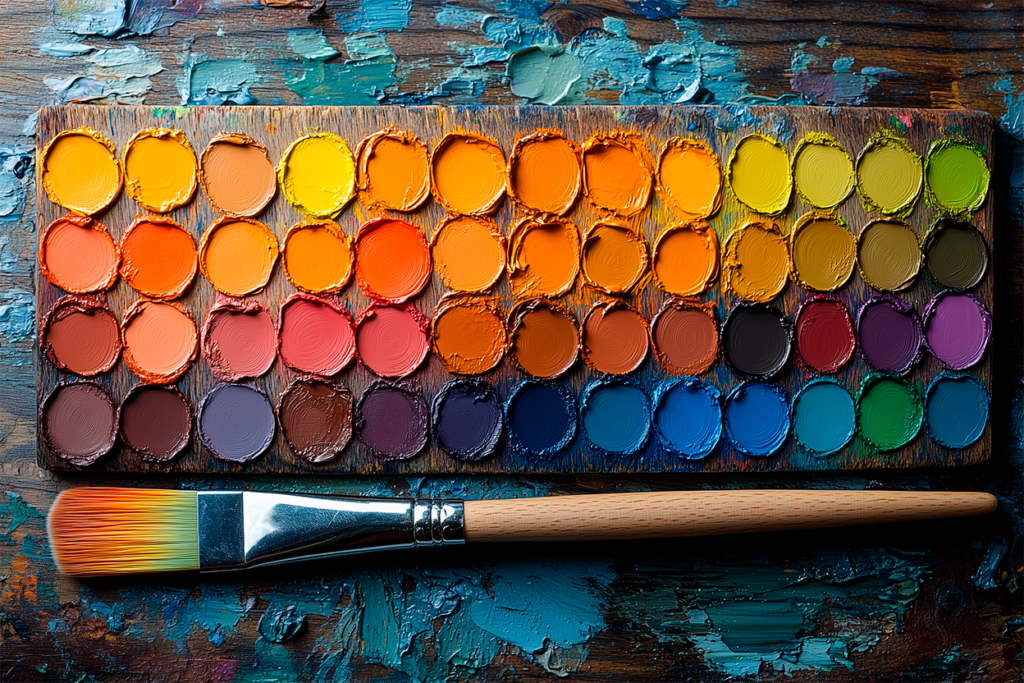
[346,33,392,61]
[793,380,856,455]
[789,45,901,106]
[337,0,411,33]
[161,585,253,649]
[507,45,582,104]
[284,33,396,105]
[287,29,339,61]
[177,54,259,105]
[0,146,32,220]
[0,291,34,340]
[993,78,1024,141]
[436,5,487,27]
[4,492,42,533]
[581,381,650,454]
[0,234,18,273]
[39,41,95,58]
[54,0,126,37]
[924,375,988,449]
[44,45,164,104]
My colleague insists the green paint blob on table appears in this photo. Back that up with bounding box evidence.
[925,139,990,213]
[858,377,923,451]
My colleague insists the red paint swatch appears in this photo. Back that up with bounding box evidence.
[278,293,356,376]
[356,302,430,378]
[201,299,277,382]
[794,296,855,374]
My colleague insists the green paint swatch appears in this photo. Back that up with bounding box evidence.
[925,139,990,213]
[858,377,923,451]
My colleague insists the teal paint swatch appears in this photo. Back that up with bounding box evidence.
[793,380,855,455]
[925,375,988,448]
[582,381,650,455]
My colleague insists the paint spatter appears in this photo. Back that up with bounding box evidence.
[581,301,649,375]
[726,134,792,215]
[431,379,503,461]
[925,374,989,449]
[355,302,430,378]
[201,299,277,382]
[431,294,506,375]
[857,220,921,292]
[278,379,353,463]
[199,217,279,297]
[278,293,356,377]
[791,132,854,209]
[356,128,430,212]
[652,377,722,459]
[506,381,576,457]
[357,380,428,461]
[722,303,792,381]
[792,379,855,455]
[431,215,506,293]
[40,128,122,216]
[177,55,259,106]
[118,384,191,462]
[793,296,855,375]
[40,296,121,376]
[198,383,276,463]
[354,217,430,303]
[657,137,722,218]
[507,45,583,105]
[40,381,117,466]
[923,291,991,370]
[721,220,790,302]
[39,215,119,294]
[123,128,198,213]
[283,220,354,294]
[199,133,277,217]
[119,215,197,299]
[121,300,198,384]
[856,375,922,451]
[652,301,718,376]
[431,132,506,215]
[582,132,652,216]
[581,222,648,294]
[507,130,582,214]
[508,215,581,298]
[789,212,856,292]
[581,379,650,455]
[652,221,718,297]
[857,297,923,375]
[855,131,922,216]
[723,382,790,457]
[509,298,579,380]
[924,138,990,214]
[923,220,988,290]
[279,132,357,217]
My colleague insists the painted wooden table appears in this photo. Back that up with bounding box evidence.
[1,1,1021,681]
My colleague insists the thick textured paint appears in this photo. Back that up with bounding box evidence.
[505,381,576,456]
[581,301,649,375]
[39,215,119,293]
[925,374,988,449]
[123,128,198,213]
[924,220,988,290]
[40,381,117,466]
[581,380,650,455]
[508,299,579,380]
[793,296,855,374]
[355,302,430,378]
[278,379,353,463]
[652,222,718,296]
[581,222,648,294]
[658,137,722,218]
[924,138,990,213]
[356,128,430,212]
[857,297,923,374]
[431,295,506,375]
[201,299,277,382]
[507,130,582,214]
[792,379,855,455]
[119,215,197,299]
[357,381,428,461]
[279,132,357,217]
[431,215,506,293]
[857,220,921,292]
[46,44,164,105]
[791,132,854,209]
[726,134,791,215]
[507,215,580,298]
[430,132,506,215]
[923,291,991,370]
[721,220,790,302]
[855,131,922,216]
[118,385,191,462]
[722,303,792,381]
[789,212,856,291]
[507,46,582,105]
[199,133,277,217]
[40,296,120,376]
[355,217,430,303]
[723,382,790,456]
[857,375,922,451]
[278,293,356,376]
[40,127,122,216]
[651,301,718,376]
[198,383,276,462]
[431,379,503,461]
[199,217,279,297]
[120,300,197,384]
[582,132,652,216]
[283,220,354,294]
[178,56,259,106]
[652,377,722,458]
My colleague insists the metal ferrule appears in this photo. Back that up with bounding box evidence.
[196,492,465,572]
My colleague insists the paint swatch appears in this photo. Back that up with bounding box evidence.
[792,132,854,209]
[123,128,198,213]
[278,379,353,463]
[652,377,722,459]
[857,220,920,292]
[923,292,991,370]
[41,382,117,466]
[357,381,428,460]
[925,375,988,449]
[506,381,575,456]
[41,296,121,376]
[355,218,430,303]
[199,218,279,297]
[199,133,277,217]
[431,379,503,461]
[582,133,651,216]
[40,128,121,216]
[658,138,722,217]
[201,300,277,382]
[121,300,197,384]
[278,294,356,376]
[924,221,988,290]
[119,215,197,299]
[581,223,647,294]
[857,376,922,451]
[431,133,505,215]
[925,139,989,213]
[431,215,505,293]
[857,298,923,374]
[856,131,921,215]
[431,295,506,375]
[199,383,276,462]
[790,213,855,292]
[508,216,580,298]
[723,383,789,456]
[509,299,579,380]
[279,132,356,217]
[283,221,354,294]
[652,302,718,376]
[508,130,581,214]
[793,297,855,374]
[40,215,119,294]
[652,223,718,297]
[582,302,649,375]
[581,380,650,455]
[355,303,430,378]
[727,134,791,215]
[722,220,790,302]
[119,385,191,462]
[722,304,792,380]
[357,129,430,212]
[792,380,855,455]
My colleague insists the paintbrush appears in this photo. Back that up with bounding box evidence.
[48,487,996,577]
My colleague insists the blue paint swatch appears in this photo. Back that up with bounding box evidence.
[793,380,856,455]
[581,381,650,455]
[506,381,576,456]
[432,379,503,461]
[653,377,722,459]
[925,374,989,448]
[724,383,790,456]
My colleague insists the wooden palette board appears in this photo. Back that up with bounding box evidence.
[35,104,995,475]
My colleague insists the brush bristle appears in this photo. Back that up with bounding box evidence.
[48,488,200,576]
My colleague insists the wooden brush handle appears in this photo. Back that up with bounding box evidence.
[462,490,997,542]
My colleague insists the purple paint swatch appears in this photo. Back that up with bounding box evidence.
[357,381,428,461]
[858,298,924,374]
[198,383,276,462]
[924,291,991,370]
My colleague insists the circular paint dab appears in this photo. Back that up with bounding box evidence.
[278,379,354,463]
[652,302,719,376]
[279,132,356,217]
[791,132,854,209]
[582,301,650,375]
[582,133,652,216]
[355,218,430,303]
[924,220,988,290]
[357,129,430,212]
[431,379,503,461]
[199,383,276,463]
[199,133,277,217]
[506,381,576,456]
[431,132,506,215]
[790,212,856,292]
[857,220,921,292]
[508,216,580,298]
[119,385,191,462]
[793,297,855,374]
[658,138,722,218]
[856,131,922,215]
[509,299,579,380]
[356,303,430,378]
[432,295,506,375]
[727,135,792,215]
[201,300,277,382]
[278,294,356,376]
[581,222,647,294]
[722,220,790,302]
[581,380,650,455]
[792,380,855,455]
[357,381,428,461]
[925,139,990,213]
[40,128,122,216]
[121,300,198,384]
[857,376,922,451]
[120,215,197,299]
[41,382,117,466]
[508,130,582,215]
[723,383,789,457]
[123,128,198,213]
[857,298,923,374]
[722,303,792,381]
[431,215,505,293]
[199,218,279,297]
[925,375,988,449]
[41,296,121,376]
[652,377,722,459]
[652,222,719,297]
[283,221,354,294]
[39,215,119,294]
[923,291,991,370]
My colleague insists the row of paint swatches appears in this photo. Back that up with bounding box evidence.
[41,291,991,384]
[40,372,990,468]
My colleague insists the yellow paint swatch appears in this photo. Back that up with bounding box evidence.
[790,212,856,292]
[658,138,722,218]
[727,135,791,215]
[856,131,922,216]
[41,128,122,216]
[792,132,854,209]
[123,129,198,213]
[279,132,356,217]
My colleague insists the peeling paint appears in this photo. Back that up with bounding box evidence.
[44,44,164,104]
[337,0,411,33]
[39,41,95,58]
[0,146,32,220]
[284,33,396,105]
[177,53,259,105]
[287,28,339,61]
[0,290,35,341]
[53,0,203,38]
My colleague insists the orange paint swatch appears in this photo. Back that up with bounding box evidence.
[581,301,650,375]
[357,129,430,212]
[508,216,580,298]
[431,132,506,215]
[283,220,354,294]
[39,215,119,293]
[40,128,122,216]
[581,222,648,294]
[507,130,581,215]
[121,300,197,384]
[509,299,579,380]
[199,133,276,217]
[721,220,791,302]
[355,218,431,303]
[652,222,719,297]
[583,132,652,216]
[431,295,507,375]
[119,215,197,299]
[123,129,198,213]
[431,215,506,293]
[658,138,722,218]
[199,218,279,297]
